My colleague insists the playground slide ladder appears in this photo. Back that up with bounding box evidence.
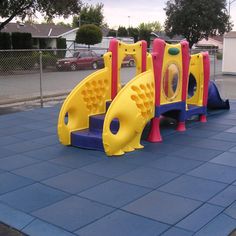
[57,52,112,145]
[68,68,155,156]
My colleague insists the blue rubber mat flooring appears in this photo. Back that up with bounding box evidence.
[0,102,236,236]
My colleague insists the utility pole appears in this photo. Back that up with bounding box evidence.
[128,16,130,36]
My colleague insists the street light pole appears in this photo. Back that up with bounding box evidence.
[128,16,130,36]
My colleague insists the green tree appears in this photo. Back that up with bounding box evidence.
[164,0,232,48]
[56,22,71,27]
[75,24,102,48]
[127,27,139,42]
[107,29,117,37]
[0,0,81,31]
[145,21,162,32]
[117,26,128,37]
[138,23,152,47]
[56,38,67,58]
[72,3,104,27]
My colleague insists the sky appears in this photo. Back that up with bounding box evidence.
[83,0,236,30]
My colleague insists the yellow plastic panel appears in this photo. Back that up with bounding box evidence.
[117,41,143,72]
[160,43,183,105]
[58,52,112,145]
[187,54,204,106]
[102,69,155,156]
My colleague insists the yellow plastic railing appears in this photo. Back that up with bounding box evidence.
[57,52,112,145]
[187,53,204,107]
[102,55,155,156]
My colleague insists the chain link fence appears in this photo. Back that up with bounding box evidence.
[0,47,227,109]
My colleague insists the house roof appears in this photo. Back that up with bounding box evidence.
[224,31,236,38]
[150,31,185,42]
[1,23,77,38]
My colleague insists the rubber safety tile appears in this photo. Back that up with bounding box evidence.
[188,162,236,184]
[159,175,227,201]
[116,166,179,189]
[194,214,236,236]
[43,169,108,194]
[78,180,151,208]
[0,183,69,213]
[0,172,34,195]
[123,191,202,225]
[32,196,114,231]
[208,185,236,207]
[76,210,169,236]
[146,155,203,174]
[23,219,75,236]
[12,161,71,181]
[177,203,223,232]
[210,151,236,167]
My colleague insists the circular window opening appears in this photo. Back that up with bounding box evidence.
[110,118,120,135]
[163,63,179,100]
[188,73,197,99]
[64,112,69,125]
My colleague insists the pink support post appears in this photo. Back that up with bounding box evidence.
[109,39,119,100]
[147,117,162,142]
[176,122,186,132]
[180,41,190,101]
[200,115,207,123]
[152,39,166,106]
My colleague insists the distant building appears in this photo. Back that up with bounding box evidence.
[194,35,224,50]
[222,31,236,75]
[150,32,185,48]
[1,22,79,49]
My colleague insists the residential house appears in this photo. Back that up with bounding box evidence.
[1,22,79,49]
[222,31,236,74]
[194,35,224,50]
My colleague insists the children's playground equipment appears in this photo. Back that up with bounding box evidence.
[58,38,230,156]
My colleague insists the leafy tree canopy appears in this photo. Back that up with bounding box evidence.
[107,29,117,37]
[0,0,81,31]
[75,24,102,48]
[127,27,139,42]
[117,26,128,37]
[72,3,104,27]
[138,23,153,47]
[164,0,232,48]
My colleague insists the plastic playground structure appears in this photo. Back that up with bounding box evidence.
[58,38,229,156]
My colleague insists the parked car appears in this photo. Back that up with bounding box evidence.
[56,50,104,71]
[122,55,135,67]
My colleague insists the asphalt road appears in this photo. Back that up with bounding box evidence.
[0,59,235,106]
[0,67,137,103]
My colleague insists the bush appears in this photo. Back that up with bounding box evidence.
[0,55,37,71]
[0,32,11,49]
[41,52,57,68]
[76,24,102,47]
[217,52,223,60]
[56,38,67,58]
[12,32,32,49]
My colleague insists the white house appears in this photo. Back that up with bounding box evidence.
[222,31,236,75]
[1,22,79,49]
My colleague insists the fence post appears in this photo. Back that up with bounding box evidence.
[39,51,43,107]
[213,49,216,81]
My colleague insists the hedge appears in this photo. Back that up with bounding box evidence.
[11,32,32,49]
[0,32,11,49]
